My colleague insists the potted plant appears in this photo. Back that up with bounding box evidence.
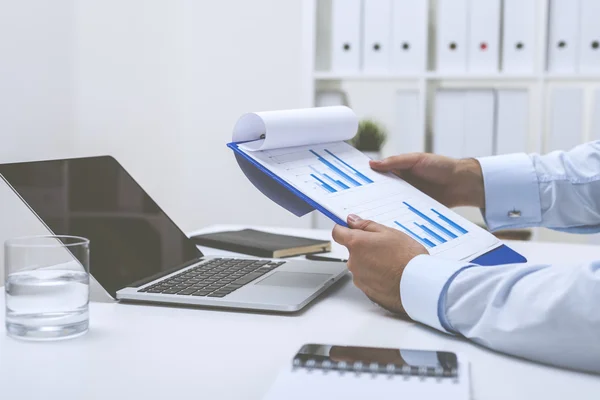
[349,119,387,160]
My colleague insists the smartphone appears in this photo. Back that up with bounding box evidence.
[305,254,348,263]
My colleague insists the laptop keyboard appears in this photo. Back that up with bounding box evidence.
[137,258,286,298]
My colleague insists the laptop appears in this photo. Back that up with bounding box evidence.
[0,156,347,312]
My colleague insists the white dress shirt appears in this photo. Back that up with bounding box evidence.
[400,141,600,374]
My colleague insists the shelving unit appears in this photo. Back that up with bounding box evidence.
[314,72,600,81]
[302,0,600,245]
[314,72,538,81]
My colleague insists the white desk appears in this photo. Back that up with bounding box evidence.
[1,224,599,400]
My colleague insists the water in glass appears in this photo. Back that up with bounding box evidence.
[4,235,90,340]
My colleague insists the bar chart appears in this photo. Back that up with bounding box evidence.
[308,149,373,193]
[246,140,500,261]
[394,202,468,249]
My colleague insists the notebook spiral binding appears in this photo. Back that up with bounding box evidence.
[292,356,459,379]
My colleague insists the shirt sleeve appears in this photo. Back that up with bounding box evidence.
[444,260,600,374]
[400,255,472,333]
[478,140,600,233]
[400,255,600,374]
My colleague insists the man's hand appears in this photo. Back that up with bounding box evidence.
[370,153,485,208]
[332,214,428,315]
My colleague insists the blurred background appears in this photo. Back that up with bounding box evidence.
[1,0,599,246]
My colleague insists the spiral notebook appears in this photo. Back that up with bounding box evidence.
[262,344,470,400]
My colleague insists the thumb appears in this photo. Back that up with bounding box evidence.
[370,153,423,172]
[347,214,385,233]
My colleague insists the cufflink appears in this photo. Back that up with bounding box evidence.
[507,210,521,218]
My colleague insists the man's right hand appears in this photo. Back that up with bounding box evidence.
[370,153,485,209]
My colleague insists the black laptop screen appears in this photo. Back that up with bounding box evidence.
[0,156,202,297]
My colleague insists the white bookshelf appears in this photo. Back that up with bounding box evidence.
[315,72,600,81]
[302,0,600,245]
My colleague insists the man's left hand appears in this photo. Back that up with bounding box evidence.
[332,214,428,315]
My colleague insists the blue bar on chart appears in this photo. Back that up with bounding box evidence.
[324,174,350,190]
[431,209,468,234]
[309,166,350,190]
[310,174,337,193]
[309,150,362,187]
[324,149,374,184]
[403,202,458,239]
[415,223,447,244]
[394,222,436,248]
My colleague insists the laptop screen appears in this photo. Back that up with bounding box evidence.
[0,156,202,297]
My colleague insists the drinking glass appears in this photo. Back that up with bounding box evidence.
[4,235,90,341]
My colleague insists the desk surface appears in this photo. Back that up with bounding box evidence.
[1,224,599,400]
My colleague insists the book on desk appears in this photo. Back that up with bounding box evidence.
[191,229,331,258]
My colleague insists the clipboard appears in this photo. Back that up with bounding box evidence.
[228,142,527,266]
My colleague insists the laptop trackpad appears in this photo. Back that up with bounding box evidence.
[256,272,332,289]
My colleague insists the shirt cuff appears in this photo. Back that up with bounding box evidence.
[400,254,472,334]
[477,153,542,231]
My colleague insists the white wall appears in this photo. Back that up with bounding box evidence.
[0,1,75,163]
[73,0,312,233]
[0,0,76,283]
[0,1,312,280]
[0,0,311,237]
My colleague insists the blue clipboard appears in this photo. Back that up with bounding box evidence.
[228,142,527,266]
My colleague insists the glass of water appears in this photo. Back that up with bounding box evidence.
[4,235,90,341]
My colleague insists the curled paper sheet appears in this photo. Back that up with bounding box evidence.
[232,106,358,152]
